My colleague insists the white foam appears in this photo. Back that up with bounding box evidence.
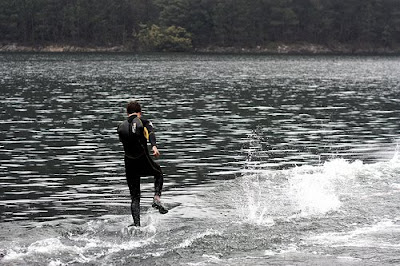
[176,230,222,249]
[232,156,383,224]
[289,175,341,215]
[264,250,276,256]
[308,220,400,248]
[288,160,354,215]
[201,254,222,262]
[2,216,158,265]
[390,147,400,164]
[48,259,65,266]
[233,172,281,225]
[336,256,363,262]
[3,237,93,264]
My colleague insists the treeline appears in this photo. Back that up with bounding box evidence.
[1,0,400,51]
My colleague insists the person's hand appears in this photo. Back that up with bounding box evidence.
[152,146,160,158]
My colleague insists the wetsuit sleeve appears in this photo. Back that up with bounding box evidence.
[117,123,123,142]
[144,119,157,147]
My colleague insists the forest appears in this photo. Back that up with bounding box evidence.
[1,0,400,52]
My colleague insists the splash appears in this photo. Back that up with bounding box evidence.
[1,215,159,265]
[308,219,400,248]
[288,159,362,215]
[390,143,400,163]
[176,230,222,249]
[232,154,375,224]
[236,172,277,226]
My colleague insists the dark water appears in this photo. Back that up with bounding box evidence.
[1,53,400,265]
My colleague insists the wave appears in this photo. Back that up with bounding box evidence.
[222,148,400,226]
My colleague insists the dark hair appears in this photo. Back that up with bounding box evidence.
[126,101,142,114]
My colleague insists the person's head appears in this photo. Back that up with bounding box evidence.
[126,101,142,115]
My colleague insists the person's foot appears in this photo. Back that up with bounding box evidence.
[128,221,140,227]
[152,198,168,214]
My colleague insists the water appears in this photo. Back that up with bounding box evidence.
[1,53,400,265]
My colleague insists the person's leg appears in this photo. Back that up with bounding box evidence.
[139,154,168,214]
[150,161,168,214]
[130,192,140,226]
[127,179,141,226]
[125,158,141,226]
[140,154,164,198]
[153,162,163,198]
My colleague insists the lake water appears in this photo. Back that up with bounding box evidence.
[1,53,400,265]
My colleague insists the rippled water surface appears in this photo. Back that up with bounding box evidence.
[1,53,400,265]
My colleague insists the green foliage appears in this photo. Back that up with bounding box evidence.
[138,24,192,51]
[1,0,400,50]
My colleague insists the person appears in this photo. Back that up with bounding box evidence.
[117,100,168,227]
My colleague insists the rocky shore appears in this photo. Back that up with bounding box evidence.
[196,43,400,55]
[1,42,399,54]
[0,44,127,53]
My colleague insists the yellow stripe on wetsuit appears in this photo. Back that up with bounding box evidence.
[137,118,149,140]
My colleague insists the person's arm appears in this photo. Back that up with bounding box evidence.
[144,120,160,157]
[152,146,160,158]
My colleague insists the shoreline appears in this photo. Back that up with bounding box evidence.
[0,44,127,53]
[1,43,400,55]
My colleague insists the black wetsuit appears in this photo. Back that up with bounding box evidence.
[117,114,163,226]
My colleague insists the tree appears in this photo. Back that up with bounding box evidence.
[138,24,192,51]
[268,0,299,42]
[0,0,20,41]
[1,0,400,50]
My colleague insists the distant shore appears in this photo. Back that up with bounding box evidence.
[1,42,400,55]
[0,44,127,53]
